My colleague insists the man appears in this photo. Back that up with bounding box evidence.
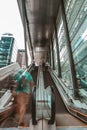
[13,70,34,127]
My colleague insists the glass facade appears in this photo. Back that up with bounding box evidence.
[57,12,72,86]
[64,0,87,90]
[53,38,58,72]
[50,7,72,87]
[49,0,87,91]
[50,42,54,69]
[0,33,18,67]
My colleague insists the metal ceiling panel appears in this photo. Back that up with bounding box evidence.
[25,0,59,47]
[17,0,60,63]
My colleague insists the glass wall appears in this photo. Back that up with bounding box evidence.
[50,44,53,68]
[56,8,72,87]
[64,0,87,89]
[53,38,58,72]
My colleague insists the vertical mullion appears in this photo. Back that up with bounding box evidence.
[54,24,61,77]
[60,0,78,98]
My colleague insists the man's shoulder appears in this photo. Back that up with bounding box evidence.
[24,71,33,81]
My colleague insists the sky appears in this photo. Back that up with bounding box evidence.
[0,0,24,49]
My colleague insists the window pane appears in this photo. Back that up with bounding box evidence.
[57,10,72,87]
[64,0,87,92]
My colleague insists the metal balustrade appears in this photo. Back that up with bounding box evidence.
[0,90,12,110]
[0,63,20,81]
[0,63,20,112]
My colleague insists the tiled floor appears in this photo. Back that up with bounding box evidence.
[29,119,56,130]
[56,127,87,130]
[56,113,85,126]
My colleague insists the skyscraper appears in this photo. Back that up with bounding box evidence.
[0,33,18,67]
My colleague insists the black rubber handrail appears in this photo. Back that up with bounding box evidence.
[32,86,37,125]
[48,86,55,124]
[32,66,40,125]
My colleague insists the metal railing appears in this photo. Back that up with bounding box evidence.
[0,63,20,110]
[0,63,20,81]
[0,63,20,122]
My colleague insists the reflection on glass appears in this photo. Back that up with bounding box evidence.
[57,16,72,86]
[64,0,87,93]
[53,38,58,71]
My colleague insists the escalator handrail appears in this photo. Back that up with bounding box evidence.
[32,86,37,125]
[27,63,34,72]
[48,66,87,123]
[32,66,40,125]
[48,86,55,124]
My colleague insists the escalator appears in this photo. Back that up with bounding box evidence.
[0,66,37,128]
[0,65,86,129]
[0,89,32,128]
[31,66,56,130]
[0,65,53,130]
[43,69,86,128]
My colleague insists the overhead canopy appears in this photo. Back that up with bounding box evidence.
[17,0,60,64]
